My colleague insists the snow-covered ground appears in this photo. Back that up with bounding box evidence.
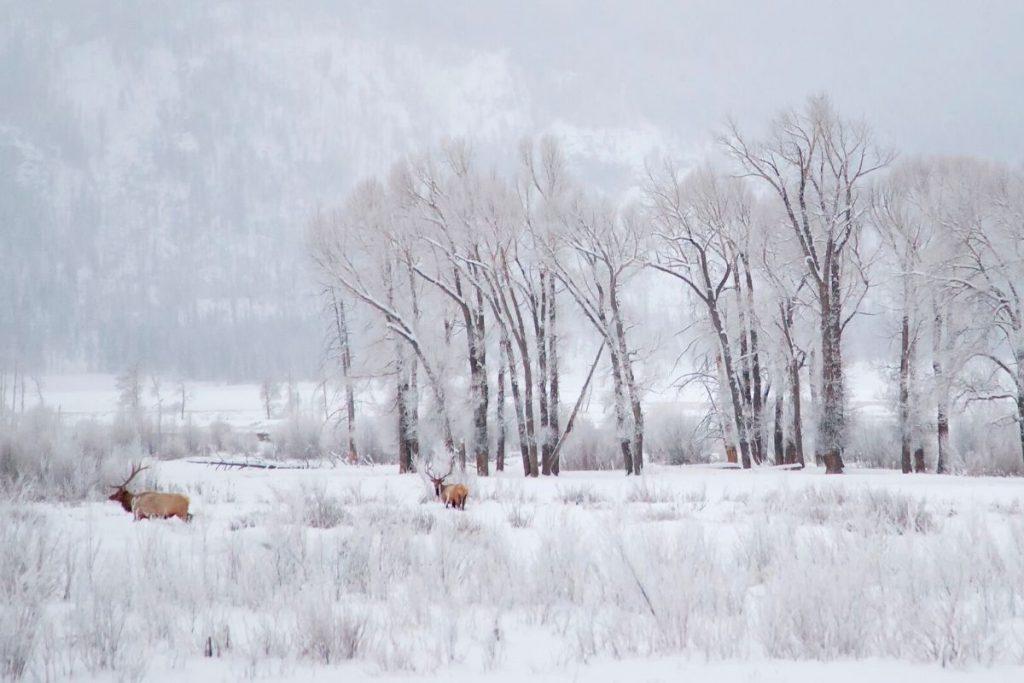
[6,461,1023,682]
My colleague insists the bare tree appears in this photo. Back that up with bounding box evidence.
[939,163,1024,466]
[311,179,460,471]
[722,95,891,473]
[646,164,756,468]
[399,143,492,475]
[326,287,358,464]
[549,194,647,474]
[871,160,937,472]
[259,378,280,420]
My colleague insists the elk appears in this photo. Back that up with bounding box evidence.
[108,463,191,522]
[425,459,469,510]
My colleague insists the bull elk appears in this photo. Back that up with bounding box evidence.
[425,459,469,510]
[108,463,191,522]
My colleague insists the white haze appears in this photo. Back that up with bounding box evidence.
[2,1,1022,379]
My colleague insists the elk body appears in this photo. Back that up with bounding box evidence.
[426,460,469,510]
[108,463,191,522]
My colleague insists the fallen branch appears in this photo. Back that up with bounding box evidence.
[186,458,314,471]
[551,340,605,472]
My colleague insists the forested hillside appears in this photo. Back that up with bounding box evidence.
[0,2,556,379]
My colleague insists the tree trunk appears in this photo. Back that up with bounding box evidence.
[734,269,755,463]
[496,359,506,472]
[505,285,539,477]
[819,275,845,475]
[548,274,561,476]
[606,340,635,475]
[610,286,643,473]
[1018,384,1024,469]
[331,290,358,465]
[503,338,530,476]
[397,364,412,473]
[536,272,552,475]
[739,261,766,465]
[790,358,805,467]
[913,446,926,473]
[469,322,489,476]
[711,308,752,468]
[899,313,913,474]
[808,347,819,465]
[933,302,950,474]
[773,390,784,465]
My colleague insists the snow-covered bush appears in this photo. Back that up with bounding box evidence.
[558,417,620,470]
[644,408,714,464]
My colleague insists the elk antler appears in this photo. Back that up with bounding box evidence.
[424,456,455,482]
[111,462,149,491]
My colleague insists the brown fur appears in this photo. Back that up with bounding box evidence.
[427,458,469,511]
[108,463,191,522]
[108,489,191,521]
[131,492,191,521]
[440,483,469,510]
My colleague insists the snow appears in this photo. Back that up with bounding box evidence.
[7,459,1023,681]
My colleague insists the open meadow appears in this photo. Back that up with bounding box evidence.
[4,459,1024,682]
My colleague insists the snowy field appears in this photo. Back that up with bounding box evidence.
[5,461,1024,682]
[31,368,890,428]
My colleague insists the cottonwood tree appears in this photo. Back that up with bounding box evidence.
[324,287,358,464]
[871,159,938,473]
[519,138,567,475]
[312,178,462,473]
[646,164,758,468]
[759,222,812,468]
[723,95,891,473]
[939,163,1024,466]
[397,143,492,475]
[549,193,647,474]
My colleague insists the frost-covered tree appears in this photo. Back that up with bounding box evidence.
[259,379,281,421]
[936,162,1024,466]
[723,95,891,473]
[548,194,647,474]
[646,164,759,468]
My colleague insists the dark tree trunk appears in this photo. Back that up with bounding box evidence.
[913,446,926,473]
[773,390,784,465]
[397,370,413,473]
[933,304,950,474]
[548,274,561,475]
[536,272,552,475]
[1018,389,1024,470]
[741,259,765,465]
[471,301,489,476]
[899,314,913,474]
[790,358,805,467]
[496,358,506,472]
[734,269,755,463]
[818,273,845,475]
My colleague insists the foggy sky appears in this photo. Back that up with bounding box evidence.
[3,0,1021,378]
[376,0,1024,165]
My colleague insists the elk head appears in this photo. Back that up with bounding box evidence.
[424,458,455,499]
[108,462,148,513]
